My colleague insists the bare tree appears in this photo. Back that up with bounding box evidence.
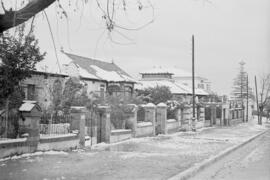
[0,0,154,34]
[259,73,270,113]
[0,0,56,33]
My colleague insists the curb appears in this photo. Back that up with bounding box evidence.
[168,129,269,180]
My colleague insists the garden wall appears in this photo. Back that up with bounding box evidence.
[0,138,30,159]
[166,119,179,133]
[110,129,132,143]
[136,122,154,137]
[38,134,79,151]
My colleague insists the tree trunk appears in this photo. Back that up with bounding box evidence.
[0,0,57,33]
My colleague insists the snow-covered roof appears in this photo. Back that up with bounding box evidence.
[135,80,209,96]
[19,101,41,112]
[140,67,174,74]
[135,80,190,94]
[140,67,207,80]
[63,52,136,83]
[35,51,135,83]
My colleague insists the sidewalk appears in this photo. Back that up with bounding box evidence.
[0,118,268,180]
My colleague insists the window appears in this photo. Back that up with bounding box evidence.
[124,86,132,97]
[108,85,121,96]
[27,84,35,100]
[100,84,105,99]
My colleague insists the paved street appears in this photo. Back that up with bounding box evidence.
[190,129,270,180]
[0,120,268,180]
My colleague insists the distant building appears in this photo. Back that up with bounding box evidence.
[167,68,212,93]
[21,51,136,110]
[135,67,209,103]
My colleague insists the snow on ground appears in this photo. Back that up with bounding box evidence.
[0,151,68,162]
[119,152,171,159]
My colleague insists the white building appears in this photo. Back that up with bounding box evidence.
[135,67,209,102]
[166,68,212,93]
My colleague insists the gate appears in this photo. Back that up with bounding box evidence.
[85,110,98,145]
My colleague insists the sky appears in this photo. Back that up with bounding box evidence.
[1,0,270,95]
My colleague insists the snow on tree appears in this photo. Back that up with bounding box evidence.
[230,61,254,101]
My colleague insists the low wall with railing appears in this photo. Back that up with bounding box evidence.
[40,123,70,134]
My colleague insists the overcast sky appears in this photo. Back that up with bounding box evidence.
[2,0,270,95]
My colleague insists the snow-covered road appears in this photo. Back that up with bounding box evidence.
[0,119,268,180]
[189,129,270,180]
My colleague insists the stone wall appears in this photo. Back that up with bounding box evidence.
[166,119,179,133]
[110,129,132,143]
[38,134,79,151]
[136,123,154,137]
[0,139,30,159]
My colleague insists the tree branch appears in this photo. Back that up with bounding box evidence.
[0,0,57,33]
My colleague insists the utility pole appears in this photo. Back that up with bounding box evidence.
[254,76,260,125]
[192,35,196,131]
[246,75,249,122]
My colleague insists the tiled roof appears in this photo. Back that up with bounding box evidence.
[63,52,135,82]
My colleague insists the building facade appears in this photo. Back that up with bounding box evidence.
[21,52,136,111]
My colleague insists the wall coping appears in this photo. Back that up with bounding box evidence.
[157,103,167,108]
[111,129,132,135]
[0,138,27,146]
[144,103,156,108]
[39,133,78,143]
[167,119,177,123]
[137,121,153,127]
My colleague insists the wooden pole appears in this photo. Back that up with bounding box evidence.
[254,76,260,125]
[192,35,195,119]
[192,35,196,131]
[246,75,249,122]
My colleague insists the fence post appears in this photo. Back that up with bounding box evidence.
[19,101,42,152]
[176,108,182,127]
[182,105,191,131]
[210,104,216,126]
[25,113,40,152]
[128,104,138,138]
[200,107,205,127]
[157,103,167,134]
[70,106,87,148]
[144,103,156,136]
[98,106,111,143]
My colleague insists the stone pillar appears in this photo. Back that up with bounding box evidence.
[176,108,182,127]
[222,104,229,126]
[157,103,167,134]
[220,106,224,126]
[70,106,87,148]
[144,103,156,136]
[228,109,232,126]
[127,104,138,137]
[24,113,40,152]
[182,105,192,131]
[98,106,111,143]
[210,105,216,126]
[200,107,205,126]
